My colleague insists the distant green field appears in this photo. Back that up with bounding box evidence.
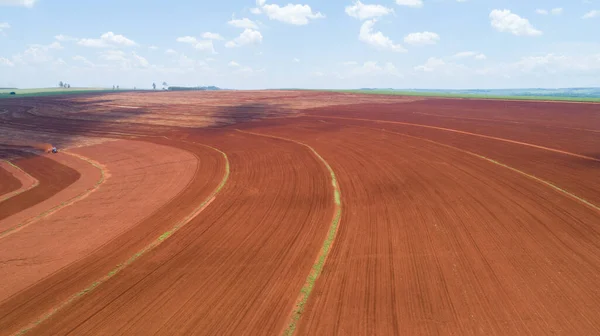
[329,89,600,103]
[0,87,115,98]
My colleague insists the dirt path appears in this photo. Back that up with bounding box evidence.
[27,131,334,336]
[0,164,21,198]
[0,138,222,335]
[0,154,80,223]
[0,161,37,203]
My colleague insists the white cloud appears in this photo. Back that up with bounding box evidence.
[583,10,600,19]
[225,29,263,48]
[359,19,406,52]
[415,57,446,72]
[311,71,325,77]
[148,45,159,50]
[99,50,150,69]
[395,0,423,8]
[12,42,62,65]
[202,32,224,40]
[100,50,127,62]
[345,1,394,21]
[536,8,562,15]
[229,61,240,67]
[250,7,262,14]
[346,61,402,77]
[55,34,77,42]
[490,9,542,36]
[404,31,440,45]
[165,48,177,54]
[293,58,300,62]
[78,32,137,48]
[131,52,149,68]
[72,55,95,67]
[228,18,259,29]
[342,61,358,66]
[0,22,10,33]
[254,0,325,25]
[454,51,486,60]
[176,36,216,53]
[0,57,14,67]
[0,0,36,7]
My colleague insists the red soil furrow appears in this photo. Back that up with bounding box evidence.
[0,153,80,222]
[0,138,222,336]
[0,165,21,198]
[0,152,101,237]
[30,131,334,336]
[246,122,600,335]
[0,160,37,203]
[305,103,600,157]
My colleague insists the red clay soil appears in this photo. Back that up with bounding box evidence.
[0,152,99,235]
[245,121,600,335]
[29,131,334,336]
[0,153,80,222]
[0,160,37,202]
[0,165,21,198]
[0,137,224,335]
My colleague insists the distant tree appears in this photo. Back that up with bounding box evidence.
[116,85,119,90]
[59,81,64,88]
[113,85,116,90]
[152,83,156,90]
[162,81,168,89]
[67,84,71,88]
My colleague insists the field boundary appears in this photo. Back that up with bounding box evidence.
[306,115,600,162]
[352,124,600,214]
[0,161,39,203]
[13,141,230,336]
[235,129,342,336]
[0,152,108,239]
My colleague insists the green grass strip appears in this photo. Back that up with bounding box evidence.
[0,160,40,203]
[14,142,230,336]
[235,130,342,336]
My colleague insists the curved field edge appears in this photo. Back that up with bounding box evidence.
[0,152,108,239]
[14,142,230,336]
[235,129,342,336]
[356,124,600,214]
[0,161,40,203]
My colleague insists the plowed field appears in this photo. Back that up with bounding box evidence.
[0,92,598,336]
[0,165,21,198]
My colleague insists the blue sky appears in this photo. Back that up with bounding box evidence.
[1,0,599,89]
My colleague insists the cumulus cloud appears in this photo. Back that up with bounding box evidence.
[228,18,259,29]
[225,29,263,48]
[404,31,440,45]
[176,36,217,53]
[253,0,325,25]
[148,45,159,50]
[0,0,36,7]
[490,9,542,36]
[551,8,563,15]
[359,19,406,52]
[293,58,300,62]
[346,61,402,77]
[202,32,224,40]
[345,1,394,21]
[54,34,77,42]
[0,22,10,33]
[78,32,137,48]
[583,10,600,19]
[228,61,240,67]
[12,42,63,65]
[0,57,14,67]
[99,50,150,69]
[395,0,423,8]
[536,9,548,15]
[165,48,177,54]
[536,8,562,15]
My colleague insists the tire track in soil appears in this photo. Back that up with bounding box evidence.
[0,161,38,203]
[0,155,80,222]
[243,121,600,335]
[0,152,108,239]
[27,131,333,336]
[235,129,342,336]
[0,164,21,198]
[305,115,600,162]
[0,138,225,336]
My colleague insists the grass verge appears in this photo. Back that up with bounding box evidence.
[13,142,230,336]
[235,129,342,336]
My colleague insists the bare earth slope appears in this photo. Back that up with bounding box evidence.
[0,165,21,198]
